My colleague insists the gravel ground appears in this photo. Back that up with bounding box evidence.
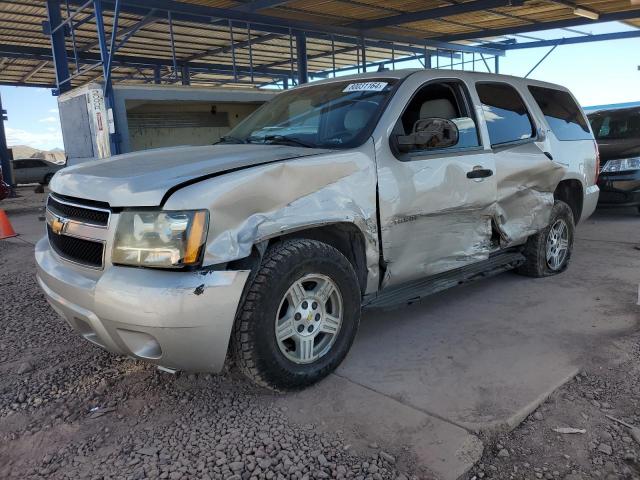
[465,333,640,480]
[0,185,49,215]
[0,239,415,480]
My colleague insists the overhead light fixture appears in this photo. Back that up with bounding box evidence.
[573,7,599,20]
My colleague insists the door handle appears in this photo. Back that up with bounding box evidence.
[466,168,493,179]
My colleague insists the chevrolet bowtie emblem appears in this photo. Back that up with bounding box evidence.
[49,215,67,235]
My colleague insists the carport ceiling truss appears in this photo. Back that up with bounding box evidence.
[0,0,639,90]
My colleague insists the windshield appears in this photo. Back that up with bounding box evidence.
[589,109,640,141]
[222,79,398,149]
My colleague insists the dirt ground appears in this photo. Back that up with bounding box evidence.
[465,331,640,480]
[1,205,639,480]
[0,238,415,480]
[0,185,49,215]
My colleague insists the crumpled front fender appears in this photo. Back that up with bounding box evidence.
[164,144,381,293]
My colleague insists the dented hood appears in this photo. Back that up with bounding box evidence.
[50,144,330,207]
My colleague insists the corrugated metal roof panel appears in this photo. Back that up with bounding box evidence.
[0,0,638,88]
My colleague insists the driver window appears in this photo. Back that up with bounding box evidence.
[396,81,480,154]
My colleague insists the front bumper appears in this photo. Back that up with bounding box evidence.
[35,237,250,372]
[597,170,640,208]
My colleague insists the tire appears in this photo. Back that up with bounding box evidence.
[516,200,575,278]
[232,239,361,391]
[42,173,53,186]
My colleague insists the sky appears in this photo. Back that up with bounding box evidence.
[0,21,638,152]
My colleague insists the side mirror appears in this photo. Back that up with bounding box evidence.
[396,117,459,153]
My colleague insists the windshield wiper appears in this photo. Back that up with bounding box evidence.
[247,134,314,148]
[214,135,247,144]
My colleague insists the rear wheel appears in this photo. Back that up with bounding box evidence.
[232,239,361,391]
[516,200,575,277]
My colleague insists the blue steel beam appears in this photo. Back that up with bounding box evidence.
[356,0,525,30]
[524,44,558,78]
[93,0,120,154]
[0,44,294,79]
[234,1,295,12]
[50,0,93,34]
[434,8,640,42]
[45,0,72,94]
[64,0,505,56]
[295,31,308,84]
[0,92,12,190]
[494,29,640,50]
[0,81,57,88]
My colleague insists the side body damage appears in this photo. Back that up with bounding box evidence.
[372,72,567,288]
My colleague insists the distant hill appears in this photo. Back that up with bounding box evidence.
[9,145,66,164]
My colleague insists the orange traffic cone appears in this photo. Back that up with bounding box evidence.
[0,209,17,239]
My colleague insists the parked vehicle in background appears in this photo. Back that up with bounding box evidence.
[0,167,9,201]
[36,70,599,391]
[11,158,64,185]
[588,107,640,212]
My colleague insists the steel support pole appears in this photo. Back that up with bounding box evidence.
[288,28,295,85]
[0,92,13,191]
[494,55,499,74]
[93,0,119,155]
[64,0,81,74]
[360,36,366,72]
[247,24,254,84]
[153,65,161,84]
[46,0,72,94]
[525,44,558,78]
[295,31,308,84]
[181,64,190,85]
[168,11,178,82]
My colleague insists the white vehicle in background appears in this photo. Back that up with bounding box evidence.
[11,158,64,185]
[36,70,598,390]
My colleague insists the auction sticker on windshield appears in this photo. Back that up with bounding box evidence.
[343,82,388,92]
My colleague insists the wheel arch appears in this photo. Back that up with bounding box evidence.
[229,222,369,297]
[269,223,369,296]
[554,179,583,224]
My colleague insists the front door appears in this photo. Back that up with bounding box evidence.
[376,79,497,288]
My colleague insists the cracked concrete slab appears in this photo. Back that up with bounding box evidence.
[277,374,483,480]
[336,221,636,433]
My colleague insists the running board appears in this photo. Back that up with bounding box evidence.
[363,251,526,310]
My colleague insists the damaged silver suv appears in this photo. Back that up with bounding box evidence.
[36,70,599,390]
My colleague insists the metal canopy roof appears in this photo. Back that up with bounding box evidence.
[0,0,639,90]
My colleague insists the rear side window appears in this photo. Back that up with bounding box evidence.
[476,83,535,146]
[528,86,592,141]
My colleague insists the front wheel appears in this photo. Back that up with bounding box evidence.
[232,239,361,391]
[516,200,575,277]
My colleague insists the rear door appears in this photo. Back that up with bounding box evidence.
[475,82,565,245]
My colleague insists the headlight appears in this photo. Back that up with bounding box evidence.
[112,210,209,268]
[600,157,640,173]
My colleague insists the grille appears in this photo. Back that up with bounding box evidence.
[47,195,110,226]
[47,225,104,268]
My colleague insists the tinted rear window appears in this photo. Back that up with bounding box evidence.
[589,109,640,141]
[528,86,592,141]
[476,83,535,146]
